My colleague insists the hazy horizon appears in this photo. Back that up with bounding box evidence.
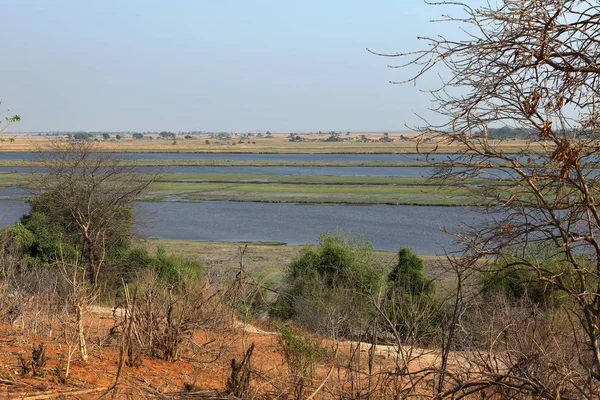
[6,129,419,135]
[2,1,477,133]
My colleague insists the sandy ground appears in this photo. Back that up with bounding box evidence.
[0,303,451,399]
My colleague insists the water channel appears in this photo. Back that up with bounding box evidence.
[0,199,483,253]
[0,152,490,253]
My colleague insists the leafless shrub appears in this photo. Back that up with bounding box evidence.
[293,288,373,340]
[434,293,592,399]
[0,257,61,336]
[119,269,226,362]
[0,232,37,326]
[371,0,600,397]
[225,342,255,398]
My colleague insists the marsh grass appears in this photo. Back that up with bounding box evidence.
[0,168,506,205]
[149,181,478,205]
[137,238,448,287]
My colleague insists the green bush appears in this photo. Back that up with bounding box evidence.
[478,244,580,308]
[270,231,381,335]
[1,223,35,253]
[388,247,433,297]
[22,189,133,263]
[152,246,203,283]
[17,212,76,264]
[384,292,442,344]
[481,264,558,308]
[119,246,203,285]
[385,248,440,344]
[100,246,204,301]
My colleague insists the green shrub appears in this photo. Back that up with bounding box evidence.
[152,246,203,283]
[388,247,433,297]
[478,244,578,308]
[18,189,134,269]
[100,246,204,301]
[385,291,442,344]
[385,248,440,344]
[271,231,381,335]
[1,223,35,252]
[119,246,203,285]
[481,264,557,308]
[16,212,76,264]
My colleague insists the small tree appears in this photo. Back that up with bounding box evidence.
[73,132,92,140]
[385,248,438,344]
[388,247,432,297]
[159,131,175,139]
[26,141,157,287]
[271,231,380,335]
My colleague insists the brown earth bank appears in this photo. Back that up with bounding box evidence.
[0,308,273,399]
[0,305,563,400]
[0,307,433,399]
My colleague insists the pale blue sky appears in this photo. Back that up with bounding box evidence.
[2,1,463,132]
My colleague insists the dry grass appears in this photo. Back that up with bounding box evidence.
[1,133,539,154]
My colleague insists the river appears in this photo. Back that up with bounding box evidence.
[0,152,490,253]
[0,199,482,253]
[0,151,456,162]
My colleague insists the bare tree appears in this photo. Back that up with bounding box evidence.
[56,252,96,363]
[27,140,157,288]
[373,0,600,397]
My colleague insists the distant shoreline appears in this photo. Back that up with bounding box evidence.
[0,132,540,154]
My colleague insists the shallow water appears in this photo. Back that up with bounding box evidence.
[0,165,431,177]
[0,199,482,253]
[139,201,486,253]
[0,164,517,178]
[0,151,457,162]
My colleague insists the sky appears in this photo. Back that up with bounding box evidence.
[2,1,468,133]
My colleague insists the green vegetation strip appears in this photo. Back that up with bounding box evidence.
[157,172,496,186]
[127,159,432,167]
[0,171,505,205]
[147,181,481,205]
[4,158,582,169]
[0,172,29,187]
[140,238,446,285]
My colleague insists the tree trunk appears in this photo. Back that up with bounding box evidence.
[76,304,88,363]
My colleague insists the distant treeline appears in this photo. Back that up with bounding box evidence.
[479,126,530,139]
[34,130,211,137]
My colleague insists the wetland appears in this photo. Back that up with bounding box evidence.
[0,149,490,253]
